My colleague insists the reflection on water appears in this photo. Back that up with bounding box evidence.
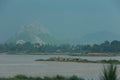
[0,55,120,80]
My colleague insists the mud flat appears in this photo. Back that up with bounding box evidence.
[35,57,120,64]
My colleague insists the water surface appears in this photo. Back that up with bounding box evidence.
[0,55,120,80]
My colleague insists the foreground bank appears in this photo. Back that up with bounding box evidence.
[0,75,84,80]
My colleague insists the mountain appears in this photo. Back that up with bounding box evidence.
[80,31,120,44]
[7,24,60,45]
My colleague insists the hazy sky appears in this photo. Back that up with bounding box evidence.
[0,0,120,43]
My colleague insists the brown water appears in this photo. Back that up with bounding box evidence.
[0,55,120,80]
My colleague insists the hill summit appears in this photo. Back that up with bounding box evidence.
[7,24,60,45]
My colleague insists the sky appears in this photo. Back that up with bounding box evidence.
[0,0,120,44]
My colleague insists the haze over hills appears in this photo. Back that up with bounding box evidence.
[79,31,120,44]
[7,24,61,45]
[6,23,120,45]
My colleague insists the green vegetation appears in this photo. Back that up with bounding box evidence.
[100,64,118,80]
[0,40,120,54]
[0,75,84,80]
[100,60,120,64]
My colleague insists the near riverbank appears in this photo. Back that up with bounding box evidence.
[0,75,84,80]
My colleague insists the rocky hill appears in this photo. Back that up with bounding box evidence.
[7,24,60,45]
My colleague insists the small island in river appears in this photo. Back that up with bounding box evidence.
[35,57,120,64]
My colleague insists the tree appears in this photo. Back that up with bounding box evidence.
[100,41,110,53]
[110,40,120,52]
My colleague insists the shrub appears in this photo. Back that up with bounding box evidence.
[14,74,28,79]
[69,75,84,80]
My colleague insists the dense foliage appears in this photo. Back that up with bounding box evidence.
[0,40,120,53]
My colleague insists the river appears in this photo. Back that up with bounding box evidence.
[0,55,120,80]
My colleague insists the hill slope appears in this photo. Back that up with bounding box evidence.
[7,24,60,45]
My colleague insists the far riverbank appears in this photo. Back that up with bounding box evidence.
[0,52,120,57]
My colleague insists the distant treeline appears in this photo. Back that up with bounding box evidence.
[0,40,120,53]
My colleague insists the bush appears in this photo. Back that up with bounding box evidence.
[69,75,84,80]
[53,75,66,80]
[14,74,28,79]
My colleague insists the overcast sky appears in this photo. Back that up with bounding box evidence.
[0,0,120,43]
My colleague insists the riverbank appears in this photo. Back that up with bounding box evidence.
[0,52,120,57]
[0,74,84,80]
